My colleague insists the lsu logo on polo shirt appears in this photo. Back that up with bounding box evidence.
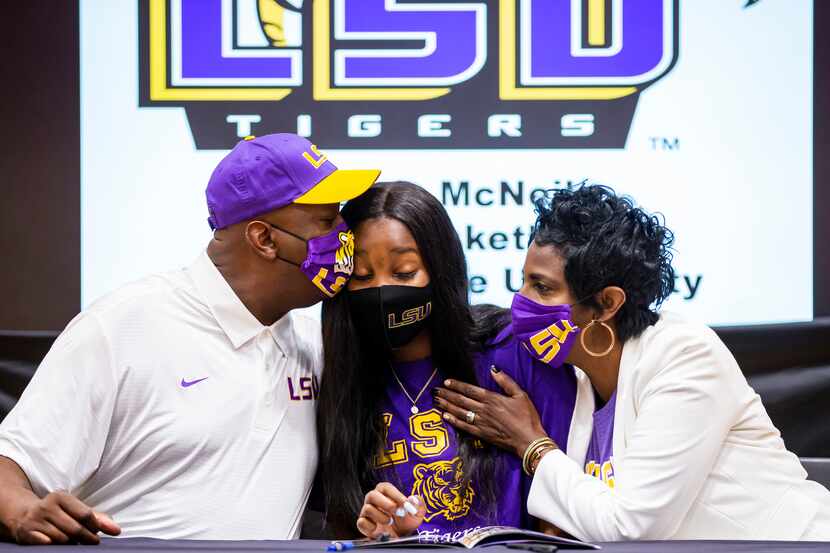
[138,0,678,149]
[287,374,319,401]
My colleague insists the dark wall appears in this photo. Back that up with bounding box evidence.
[0,2,826,331]
[0,2,80,330]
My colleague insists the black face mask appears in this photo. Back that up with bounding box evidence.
[348,284,434,350]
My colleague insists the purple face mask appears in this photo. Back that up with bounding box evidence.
[270,221,354,298]
[511,293,581,368]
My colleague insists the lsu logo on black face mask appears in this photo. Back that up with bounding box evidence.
[139,0,678,149]
[388,302,432,329]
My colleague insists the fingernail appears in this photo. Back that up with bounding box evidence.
[444,379,452,386]
[443,412,450,421]
[404,500,418,516]
[387,517,394,526]
[395,507,406,517]
[490,364,501,374]
[409,496,420,506]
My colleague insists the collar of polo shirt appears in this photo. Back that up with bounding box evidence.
[189,252,293,350]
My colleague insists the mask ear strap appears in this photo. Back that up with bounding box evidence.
[570,289,602,310]
[275,254,302,268]
[265,221,308,244]
[261,221,307,267]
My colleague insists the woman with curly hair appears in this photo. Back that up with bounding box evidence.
[435,184,830,541]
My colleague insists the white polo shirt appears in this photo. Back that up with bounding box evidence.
[0,253,322,539]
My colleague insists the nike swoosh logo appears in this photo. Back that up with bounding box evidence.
[180,377,209,388]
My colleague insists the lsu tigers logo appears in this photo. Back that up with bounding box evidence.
[139,0,679,149]
[389,303,432,329]
[334,230,354,275]
[411,457,475,522]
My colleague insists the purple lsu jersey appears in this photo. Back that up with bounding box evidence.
[373,324,577,541]
[584,390,617,488]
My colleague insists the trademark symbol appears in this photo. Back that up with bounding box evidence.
[649,137,680,151]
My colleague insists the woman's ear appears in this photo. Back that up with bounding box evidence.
[595,286,626,322]
[244,220,279,260]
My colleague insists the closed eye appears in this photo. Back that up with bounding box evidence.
[394,271,417,280]
[351,273,372,281]
[533,282,550,294]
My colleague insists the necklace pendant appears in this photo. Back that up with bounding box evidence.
[410,405,419,414]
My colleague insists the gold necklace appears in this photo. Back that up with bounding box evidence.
[390,365,438,414]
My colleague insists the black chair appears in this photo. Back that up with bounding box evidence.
[0,331,57,420]
[800,457,830,489]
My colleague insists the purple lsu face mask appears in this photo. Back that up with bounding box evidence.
[271,221,355,298]
[511,293,581,368]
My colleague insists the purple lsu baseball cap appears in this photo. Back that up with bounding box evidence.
[206,133,380,230]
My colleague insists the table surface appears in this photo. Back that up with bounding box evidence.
[0,539,827,553]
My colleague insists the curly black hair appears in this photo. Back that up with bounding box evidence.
[531,184,676,342]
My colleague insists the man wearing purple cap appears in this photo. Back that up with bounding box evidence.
[0,134,379,544]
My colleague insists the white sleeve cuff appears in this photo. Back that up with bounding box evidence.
[0,438,49,497]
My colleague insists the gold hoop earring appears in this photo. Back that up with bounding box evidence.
[580,320,616,357]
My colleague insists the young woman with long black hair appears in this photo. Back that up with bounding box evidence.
[316,182,586,540]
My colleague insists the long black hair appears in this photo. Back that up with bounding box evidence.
[317,181,496,535]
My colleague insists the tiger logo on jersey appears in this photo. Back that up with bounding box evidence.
[411,457,474,522]
[334,230,354,275]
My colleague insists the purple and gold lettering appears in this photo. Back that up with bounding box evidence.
[333,0,486,87]
[312,268,348,298]
[520,0,674,85]
[529,319,577,364]
[175,0,300,87]
[376,413,409,467]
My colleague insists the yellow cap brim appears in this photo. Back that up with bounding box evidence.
[294,169,381,205]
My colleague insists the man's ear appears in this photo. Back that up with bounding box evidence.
[244,220,279,260]
[594,286,626,322]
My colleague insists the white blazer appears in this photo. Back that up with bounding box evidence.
[530,312,830,541]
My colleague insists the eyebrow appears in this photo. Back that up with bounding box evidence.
[353,246,419,256]
[527,272,556,283]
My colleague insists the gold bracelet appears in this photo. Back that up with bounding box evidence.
[521,438,545,475]
[526,441,555,475]
[522,438,550,465]
[522,437,555,476]
[527,444,557,476]
[523,441,552,476]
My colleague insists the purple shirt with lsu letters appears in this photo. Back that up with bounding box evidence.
[584,391,617,488]
[373,325,577,541]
